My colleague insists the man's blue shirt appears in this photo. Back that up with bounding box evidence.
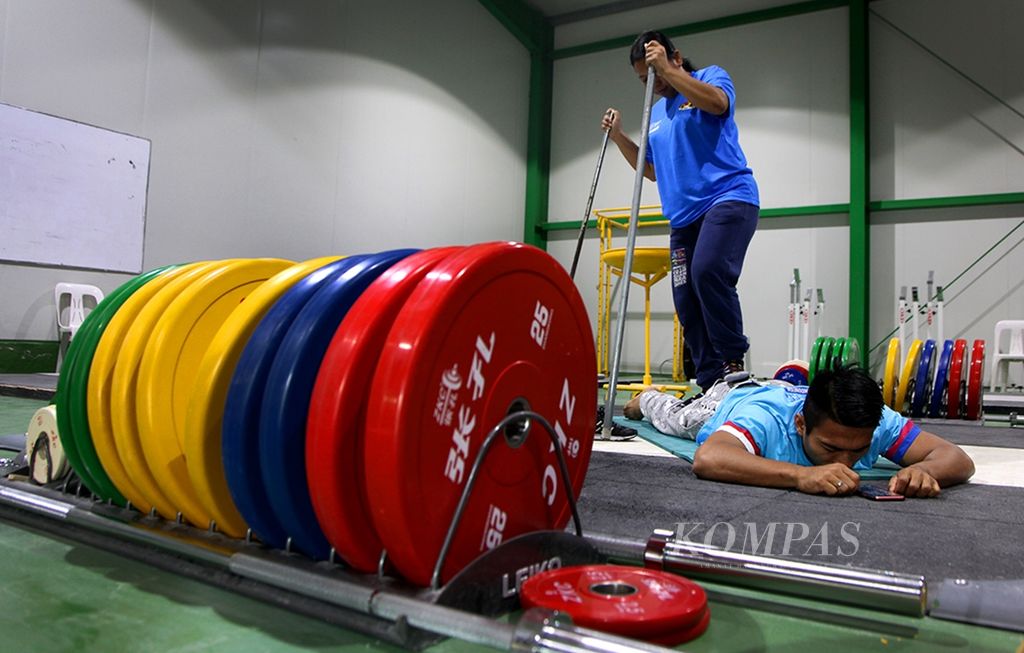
[695,385,922,469]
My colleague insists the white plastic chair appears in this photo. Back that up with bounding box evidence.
[988,319,1024,392]
[55,283,104,371]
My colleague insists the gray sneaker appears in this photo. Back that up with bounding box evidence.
[594,406,638,441]
[595,422,639,441]
[665,375,744,437]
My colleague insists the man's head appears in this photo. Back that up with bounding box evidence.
[795,365,884,468]
[628,30,696,98]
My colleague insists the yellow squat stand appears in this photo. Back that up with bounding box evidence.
[595,206,689,395]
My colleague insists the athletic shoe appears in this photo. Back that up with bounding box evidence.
[594,405,638,441]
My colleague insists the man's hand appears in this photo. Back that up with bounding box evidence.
[622,393,642,420]
[643,40,671,75]
[889,430,972,495]
[601,108,622,138]
[601,107,655,179]
[889,466,941,497]
[796,463,860,496]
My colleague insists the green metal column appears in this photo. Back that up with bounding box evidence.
[524,37,553,248]
[849,0,869,360]
[476,0,553,248]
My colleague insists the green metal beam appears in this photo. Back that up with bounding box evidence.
[476,0,548,53]
[537,203,852,233]
[477,0,553,248]
[536,190,1024,234]
[760,203,850,218]
[553,0,849,60]
[871,192,1024,212]
[849,0,869,362]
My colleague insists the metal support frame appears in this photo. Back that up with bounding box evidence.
[594,207,688,388]
[0,481,940,643]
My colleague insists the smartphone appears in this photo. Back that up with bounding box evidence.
[856,484,905,501]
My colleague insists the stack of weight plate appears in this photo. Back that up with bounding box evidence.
[881,337,985,420]
[807,335,862,384]
[52,242,598,586]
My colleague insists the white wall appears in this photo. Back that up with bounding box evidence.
[0,0,529,341]
[547,0,1024,384]
[870,0,1024,200]
[868,0,1024,386]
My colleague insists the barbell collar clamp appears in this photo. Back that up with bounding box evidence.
[640,528,926,617]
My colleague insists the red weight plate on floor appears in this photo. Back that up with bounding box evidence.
[365,242,597,586]
[965,339,985,420]
[306,246,463,572]
[946,339,968,419]
[647,606,711,646]
[519,565,708,640]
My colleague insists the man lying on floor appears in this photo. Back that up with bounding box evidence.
[622,365,975,497]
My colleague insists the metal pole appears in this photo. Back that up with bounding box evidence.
[816,289,826,341]
[792,269,801,361]
[569,112,613,280]
[648,533,927,617]
[926,271,935,341]
[897,286,908,355]
[590,529,927,618]
[602,68,656,439]
[801,289,812,362]
[787,276,797,360]
[910,286,920,342]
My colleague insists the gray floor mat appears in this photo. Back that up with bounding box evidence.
[578,451,1024,582]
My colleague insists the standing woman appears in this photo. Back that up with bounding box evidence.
[603,30,759,391]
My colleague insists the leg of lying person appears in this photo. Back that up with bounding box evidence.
[624,379,738,439]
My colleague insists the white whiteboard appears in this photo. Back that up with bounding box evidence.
[0,102,150,273]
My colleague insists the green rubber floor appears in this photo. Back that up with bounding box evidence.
[0,521,439,653]
[1,517,1020,653]
[1,395,1021,652]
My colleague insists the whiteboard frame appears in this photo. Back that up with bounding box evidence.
[0,102,150,274]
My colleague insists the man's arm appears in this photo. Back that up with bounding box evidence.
[643,41,729,116]
[888,430,975,497]
[693,432,860,495]
[602,109,656,181]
